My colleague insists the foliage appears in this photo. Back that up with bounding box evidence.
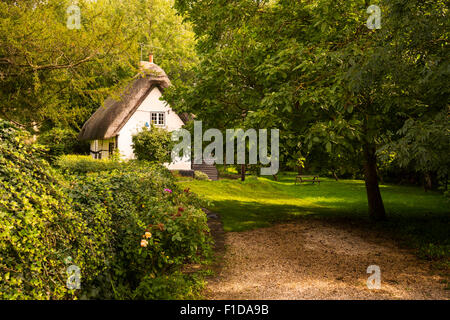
[0,0,198,131]
[66,162,212,299]
[55,154,123,173]
[132,271,207,300]
[215,165,240,180]
[194,170,210,181]
[0,119,211,299]
[418,244,450,262]
[379,108,450,183]
[168,0,449,219]
[135,0,199,87]
[132,126,175,163]
[37,127,89,161]
[0,120,110,299]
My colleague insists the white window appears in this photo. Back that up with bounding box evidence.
[151,112,165,126]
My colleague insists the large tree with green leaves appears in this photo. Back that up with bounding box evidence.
[166,0,448,220]
[0,0,198,133]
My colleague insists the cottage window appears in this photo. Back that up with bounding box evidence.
[151,112,165,126]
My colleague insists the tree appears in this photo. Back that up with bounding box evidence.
[167,0,449,220]
[0,0,198,133]
[377,0,449,190]
[37,127,89,162]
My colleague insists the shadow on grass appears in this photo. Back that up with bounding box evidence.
[211,199,363,232]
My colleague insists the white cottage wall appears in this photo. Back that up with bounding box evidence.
[116,87,191,170]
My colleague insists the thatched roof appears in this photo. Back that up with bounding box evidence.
[78,62,183,141]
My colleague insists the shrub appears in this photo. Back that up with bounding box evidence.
[55,154,122,173]
[132,271,206,300]
[0,119,212,300]
[37,127,89,162]
[194,171,210,181]
[132,125,174,163]
[0,120,110,299]
[418,243,450,261]
[66,162,212,299]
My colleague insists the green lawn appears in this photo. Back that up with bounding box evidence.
[177,172,450,262]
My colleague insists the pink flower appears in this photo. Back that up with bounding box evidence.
[164,188,172,193]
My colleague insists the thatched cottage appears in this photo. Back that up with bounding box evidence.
[78,56,191,171]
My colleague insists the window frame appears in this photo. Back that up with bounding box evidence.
[150,112,166,127]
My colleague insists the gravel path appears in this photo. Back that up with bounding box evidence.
[204,218,449,300]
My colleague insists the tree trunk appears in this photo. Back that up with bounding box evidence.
[363,144,386,221]
[332,171,339,181]
[424,172,432,192]
[241,164,246,182]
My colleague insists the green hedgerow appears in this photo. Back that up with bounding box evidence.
[66,163,212,299]
[132,271,207,300]
[55,154,123,173]
[0,120,111,300]
[0,119,212,300]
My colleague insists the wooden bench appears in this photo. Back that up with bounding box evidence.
[295,175,321,185]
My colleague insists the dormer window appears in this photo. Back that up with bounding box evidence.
[151,112,165,126]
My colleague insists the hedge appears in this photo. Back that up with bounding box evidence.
[66,162,213,299]
[55,154,123,173]
[0,120,109,299]
[0,120,212,299]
